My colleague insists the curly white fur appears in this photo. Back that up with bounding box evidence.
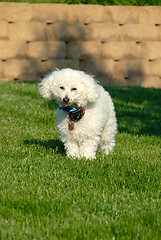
[39,68,117,159]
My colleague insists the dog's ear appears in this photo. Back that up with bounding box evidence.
[83,76,100,103]
[39,74,53,99]
[86,84,99,102]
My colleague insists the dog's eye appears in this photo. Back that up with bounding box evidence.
[60,86,65,90]
[71,87,77,91]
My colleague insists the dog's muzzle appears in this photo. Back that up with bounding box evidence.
[63,96,70,104]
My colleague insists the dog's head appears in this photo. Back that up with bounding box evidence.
[39,68,99,107]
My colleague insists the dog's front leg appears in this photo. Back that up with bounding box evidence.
[79,138,99,159]
[64,140,80,158]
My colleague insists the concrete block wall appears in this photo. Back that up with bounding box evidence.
[0,2,161,88]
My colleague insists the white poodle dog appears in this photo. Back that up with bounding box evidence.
[39,68,117,159]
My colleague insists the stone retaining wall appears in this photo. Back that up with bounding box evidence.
[0,2,161,88]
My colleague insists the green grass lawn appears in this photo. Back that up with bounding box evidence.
[0,82,161,239]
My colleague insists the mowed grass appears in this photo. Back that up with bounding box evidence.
[0,82,161,239]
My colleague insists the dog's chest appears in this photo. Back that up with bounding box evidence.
[57,108,86,130]
[57,111,87,137]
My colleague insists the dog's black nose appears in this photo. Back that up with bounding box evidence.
[63,96,70,104]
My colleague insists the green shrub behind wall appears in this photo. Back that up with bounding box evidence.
[62,0,161,6]
[2,0,161,6]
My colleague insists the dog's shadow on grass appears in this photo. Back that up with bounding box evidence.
[24,139,66,155]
